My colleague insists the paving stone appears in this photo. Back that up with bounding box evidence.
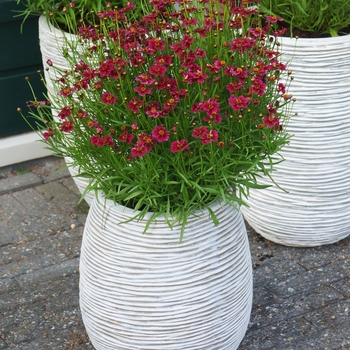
[303,299,350,332]
[60,177,84,197]
[250,285,344,328]
[15,257,79,287]
[36,181,89,225]
[0,173,42,195]
[0,220,24,247]
[0,278,21,295]
[331,276,350,297]
[264,258,350,298]
[0,233,77,279]
[241,315,317,349]
[5,188,73,241]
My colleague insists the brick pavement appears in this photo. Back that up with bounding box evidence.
[0,156,349,349]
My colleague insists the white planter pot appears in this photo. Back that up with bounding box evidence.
[80,195,253,350]
[242,34,350,247]
[38,15,78,96]
[65,158,95,206]
[38,16,92,204]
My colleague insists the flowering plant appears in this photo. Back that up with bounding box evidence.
[15,0,139,33]
[21,0,294,239]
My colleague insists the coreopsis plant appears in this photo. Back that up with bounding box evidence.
[22,0,294,239]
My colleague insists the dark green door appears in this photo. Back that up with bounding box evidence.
[0,0,44,138]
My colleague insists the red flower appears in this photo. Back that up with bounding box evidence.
[60,120,74,132]
[278,83,286,94]
[146,106,162,118]
[202,129,219,145]
[98,60,115,77]
[99,135,115,147]
[100,92,117,104]
[87,119,98,128]
[200,98,220,114]
[127,97,144,113]
[134,85,153,96]
[60,86,74,97]
[90,134,114,147]
[226,81,244,93]
[266,15,283,23]
[264,115,280,128]
[43,127,55,140]
[154,55,172,65]
[135,73,155,85]
[249,78,267,96]
[147,38,166,53]
[152,125,170,142]
[180,34,194,48]
[224,66,248,80]
[82,67,97,81]
[75,109,88,119]
[131,140,151,158]
[184,68,208,84]
[228,95,250,111]
[149,64,167,77]
[192,126,208,139]
[118,131,134,144]
[230,38,256,53]
[57,106,72,119]
[203,112,223,123]
[171,139,190,153]
[74,80,88,91]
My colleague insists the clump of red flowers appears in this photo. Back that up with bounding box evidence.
[23,0,294,234]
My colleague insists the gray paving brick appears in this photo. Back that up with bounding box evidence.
[0,220,23,247]
[15,257,79,287]
[0,173,42,195]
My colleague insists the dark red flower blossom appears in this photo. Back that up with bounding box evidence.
[149,64,167,77]
[57,106,72,119]
[230,38,256,53]
[228,95,250,111]
[131,140,151,158]
[134,85,153,96]
[264,115,280,128]
[152,125,170,142]
[43,127,55,140]
[100,92,117,105]
[60,120,74,132]
[192,126,208,139]
[118,131,134,144]
[147,38,166,53]
[127,97,144,113]
[135,73,155,85]
[171,139,190,153]
[201,129,219,145]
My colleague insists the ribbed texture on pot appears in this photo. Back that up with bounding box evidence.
[80,195,252,350]
[65,159,95,206]
[38,15,78,96]
[242,35,350,247]
[38,16,93,204]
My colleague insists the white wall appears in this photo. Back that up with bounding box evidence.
[0,132,52,167]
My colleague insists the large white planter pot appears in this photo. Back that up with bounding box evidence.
[80,195,253,350]
[38,15,92,204]
[242,34,350,247]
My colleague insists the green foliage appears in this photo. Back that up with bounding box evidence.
[16,166,30,175]
[20,0,294,238]
[260,0,350,36]
[15,0,143,33]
